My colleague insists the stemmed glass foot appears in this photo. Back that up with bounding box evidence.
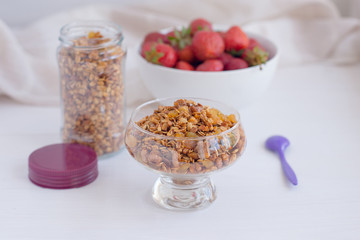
[152,175,216,210]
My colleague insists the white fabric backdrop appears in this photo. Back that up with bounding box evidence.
[0,0,359,106]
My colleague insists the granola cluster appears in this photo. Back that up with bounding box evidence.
[125,99,245,174]
[58,31,126,156]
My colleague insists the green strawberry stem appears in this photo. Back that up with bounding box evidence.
[244,46,269,69]
[168,27,192,50]
[229,49,245,57]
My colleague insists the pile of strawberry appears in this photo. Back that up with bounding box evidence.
[141,18,269,71]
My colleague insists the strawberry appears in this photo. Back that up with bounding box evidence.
[190,18,212,35]
[196,59,224,71]
[144,32,167,44]
[166,27,194,63]
[241,38,269,67]
[175,61,195,71]
[177,45,195,63]
[217,52,234,66]
[224,26,249,53]
[224,58,248,70]
[141,42,152,57]
[141,42,177,67]
[192,31,225,61]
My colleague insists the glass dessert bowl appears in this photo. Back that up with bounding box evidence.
[125,98,246,210]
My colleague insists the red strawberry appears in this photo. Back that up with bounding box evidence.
[224,26,249,53]
[141,42,152,57]
[175,61,195,71]
[224,58,248,70]
[241,38,269,67]
[218,52,234,66]
[141,42,177,67]
[190,18,212,35]
[196,59,224,71]
[144,32,167,44]
[177,45,195,63]
[192,31,225,61]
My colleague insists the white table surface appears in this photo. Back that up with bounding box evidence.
[1,61,360,240]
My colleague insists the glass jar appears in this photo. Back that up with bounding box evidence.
[57,21,126,157]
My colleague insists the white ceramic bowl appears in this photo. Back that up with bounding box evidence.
[137,27,279,109]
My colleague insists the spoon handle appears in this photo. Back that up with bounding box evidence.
[279,151,298,185]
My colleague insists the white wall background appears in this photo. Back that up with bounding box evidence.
[332,0,360,18]
[0,0,359,27]
[0,0,144,27]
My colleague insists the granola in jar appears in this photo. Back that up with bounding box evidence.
[57,22,126,157]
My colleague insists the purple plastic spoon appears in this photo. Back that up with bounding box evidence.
[265,136,298,185]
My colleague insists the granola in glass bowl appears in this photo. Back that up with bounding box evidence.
[125,98,246,210]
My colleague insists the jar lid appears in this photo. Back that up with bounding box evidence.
[28,143,98,189]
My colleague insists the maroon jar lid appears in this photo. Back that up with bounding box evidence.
[28,143,98,189]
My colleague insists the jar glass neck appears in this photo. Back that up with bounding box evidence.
[59,21,123,49]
